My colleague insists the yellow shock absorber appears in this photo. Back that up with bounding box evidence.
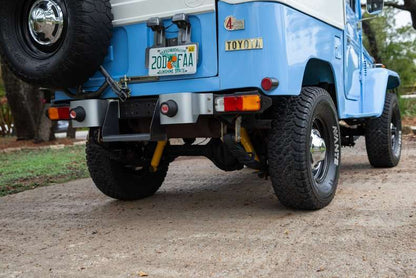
[240,128,260,162]
[150,141,168,172]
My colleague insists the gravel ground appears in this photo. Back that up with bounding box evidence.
[1,138,415,278]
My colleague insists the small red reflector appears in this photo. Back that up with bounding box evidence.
[161,104,169,114]
[48,107,70,120]
[261,77,279,91]
[69,110,77,119]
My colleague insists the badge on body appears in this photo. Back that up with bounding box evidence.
[225,38,264,51]
[224,16,245,31]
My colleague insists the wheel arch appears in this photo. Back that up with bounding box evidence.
[302,58,339,110]
[387,72,401,90]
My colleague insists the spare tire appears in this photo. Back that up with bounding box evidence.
[0,0,113,88]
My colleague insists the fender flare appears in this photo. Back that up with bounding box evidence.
[364,68,400,117]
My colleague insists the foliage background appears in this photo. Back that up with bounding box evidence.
[362,8,416,116]
[363,8,416,93]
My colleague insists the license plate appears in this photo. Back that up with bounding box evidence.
[148,44,198,76]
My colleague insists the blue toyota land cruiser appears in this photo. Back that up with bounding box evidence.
[0,0,401,210]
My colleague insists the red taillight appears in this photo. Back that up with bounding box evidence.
[224,96,244,111]
[215,95,261,112]
[48,107,70,120]
[261,77,279,91]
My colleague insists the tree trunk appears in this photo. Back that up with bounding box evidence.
[362,20,382,63]
[35,89,55,143]
[66,121,77,139]
[1,63,55,142]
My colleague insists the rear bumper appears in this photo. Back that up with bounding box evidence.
[68,91,271,142]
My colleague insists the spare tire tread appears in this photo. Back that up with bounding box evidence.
[0,0,113,88]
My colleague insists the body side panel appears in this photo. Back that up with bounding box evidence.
[58,2,349,115]
[56,1,398,119]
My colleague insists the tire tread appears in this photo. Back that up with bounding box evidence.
[365,93,401,168]
[268,87,340,210]
[86,139,168,201]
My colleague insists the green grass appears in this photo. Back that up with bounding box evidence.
[0,145,89,197]
[399,97,416,117]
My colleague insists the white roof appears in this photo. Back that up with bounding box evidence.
[222,0,345,29]
[111,0,216,26]
[111,0,345,29]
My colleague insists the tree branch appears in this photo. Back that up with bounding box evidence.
[384,2,407,10]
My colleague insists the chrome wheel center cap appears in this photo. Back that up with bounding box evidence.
[310,129,327,171]
[28,0,64,46]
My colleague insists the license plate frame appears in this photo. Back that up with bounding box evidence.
[148,44,198,77]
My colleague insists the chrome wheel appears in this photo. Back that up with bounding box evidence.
[391,113,401,158]
[310,128,327,180]
[310,119,329,185]
[28,0,64,46]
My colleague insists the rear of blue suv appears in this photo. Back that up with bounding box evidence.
[0,0,402,210]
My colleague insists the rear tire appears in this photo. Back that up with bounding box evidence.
[267,87,341,210]
[86,129,169,201]
[365,93,402,168]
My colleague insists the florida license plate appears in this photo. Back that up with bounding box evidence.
[148,44,198,76]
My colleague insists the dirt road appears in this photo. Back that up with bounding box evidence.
[1,139,416,277]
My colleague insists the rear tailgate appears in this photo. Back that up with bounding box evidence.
[85,0,218,88]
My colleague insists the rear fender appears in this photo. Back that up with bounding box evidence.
[363,68,400,117]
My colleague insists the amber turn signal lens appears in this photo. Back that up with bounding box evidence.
[241,95,261,111]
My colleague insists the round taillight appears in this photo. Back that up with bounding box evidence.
[69,107,86,122]
[160,100,178,117]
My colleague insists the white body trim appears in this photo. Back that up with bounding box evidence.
[222,0,345,29]
[111,0,216,26]
[111,0,345,30]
